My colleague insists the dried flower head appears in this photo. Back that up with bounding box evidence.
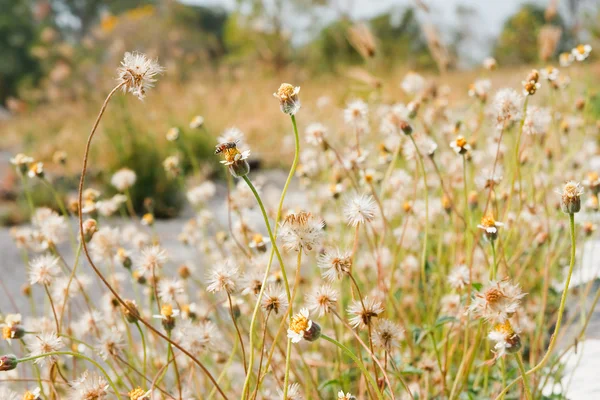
[348,297,384,329]
[279,211,325,253]
[274,83,301,115]
[206,259,239,294]
[373,319,404,351]
[117,52,164,100]
[469,279,526,323]
[343,193,377,227]
[558,181,583,214]
[318,248,352,281]
[25,331,64,366]
[28,254,60,286]
[306,284,338,317]
[261,285,289,315]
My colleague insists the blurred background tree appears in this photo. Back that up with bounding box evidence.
[0,0,42,104]
[494,3,572,65]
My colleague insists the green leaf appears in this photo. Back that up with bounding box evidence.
[435,315,458,327]
[472,282,483,291]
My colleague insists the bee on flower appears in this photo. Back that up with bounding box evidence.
[572,44,592,61]
[450,136,471,155]
[274,83,301,115]
[216,141,251,178]
[287,308,321,343]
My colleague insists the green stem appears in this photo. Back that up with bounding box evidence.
[17,351,123,400]
[241,174,292,398]
[241,114,299,398]
[283,251,302,399]
[495,213,577,399]
[490,240,497,281]
[135,322,147,390]
[409,135,429,293]
[321,333,383,400]
[515,353,532,400]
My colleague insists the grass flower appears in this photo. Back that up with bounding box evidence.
[28,254,60,286]
[306,284,338,317]
[318,248,352,281]
[343,193,377,227]
[25,331,64,366]
[287,308,321,343]
[469,279,526,323]
[274,83,301,115]
[110,168,137,191]
[348,297,384,329]
[117,51,164,100]
[488,320,521,357]
[572,44,592,61]
[558,181,583,214]
[206,259,239,294]
[278,211,324,253]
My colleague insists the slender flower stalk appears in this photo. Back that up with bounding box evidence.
[242,109,300,398]
[494,212,577,399]
[15,351,122,400]
[321,333,383,400]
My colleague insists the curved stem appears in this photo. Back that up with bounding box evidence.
[76,83,228,400]
[17,351,123,400]
[321,333,383,400]
[241,174,292,397]
[242,114,299,398]
[228,292,247,373]
[515,353,532,400]
[135,322,147,390]
[408,135,429,292]
[495,213,577,399]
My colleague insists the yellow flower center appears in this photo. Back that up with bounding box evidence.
[485,288,504,304]
[493,320,515,336]
[455,137,467,148]
[588,172,599,182]
[277,83,295,100]
[161,304,173,318]
[23,391,36,400]
[289,313,309,334]
[576,44,586,54]
[2,326,12,339]
[480,214,496,228]
[128,387,147,400]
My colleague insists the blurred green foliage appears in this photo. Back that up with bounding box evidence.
[494,3,572,65]
[0,0,41,103]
